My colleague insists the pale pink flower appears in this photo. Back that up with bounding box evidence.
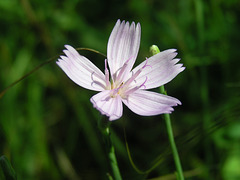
[57,20,185,121]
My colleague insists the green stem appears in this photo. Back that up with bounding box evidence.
[106,127,122,180]
[100,119,122,180]
[160,86,184,180]
[150,45,184,180]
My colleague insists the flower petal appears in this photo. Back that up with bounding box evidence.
[107,20,141,81]
[122,90,181,116]
[90,90,123,121]
[131,49,185,89]
[56,45,106,91]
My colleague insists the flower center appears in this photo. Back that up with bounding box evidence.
[105,58,151,99]
[109,82,124,98]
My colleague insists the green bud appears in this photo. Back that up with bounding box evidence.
[149,45,160,56]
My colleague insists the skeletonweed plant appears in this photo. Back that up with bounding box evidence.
[56,19,186,180]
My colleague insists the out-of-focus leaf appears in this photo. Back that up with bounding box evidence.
[0,155,17,180]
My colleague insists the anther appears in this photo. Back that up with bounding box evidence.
[104,59,111,89]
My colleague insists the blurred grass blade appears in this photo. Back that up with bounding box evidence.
[0,48,106,99]
[0,155,17,180]
[124,128,163,175]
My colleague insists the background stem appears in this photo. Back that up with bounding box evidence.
[99,119,122,180]
[106,127,122,180]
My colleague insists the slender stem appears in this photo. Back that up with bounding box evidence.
[106,127,122,180]
[160,86,184,180]
[165,114,184,180]
[99,119,122,180]
[150,45,184,179]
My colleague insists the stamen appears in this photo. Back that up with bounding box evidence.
[110,86,121,97]
[91,80,106,89]
[116,56,134,82]
[124,76,148,96]
[142,57,152,69]
[104,59,111,89]
[91,72,106,89]
[123,57,151,88]
[139,76,148,89]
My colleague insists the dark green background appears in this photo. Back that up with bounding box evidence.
[1,0,240,179]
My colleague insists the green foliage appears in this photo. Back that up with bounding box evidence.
[0,0,240,179]
[0,155,17,180]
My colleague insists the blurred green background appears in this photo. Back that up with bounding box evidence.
[1,0,240,179]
